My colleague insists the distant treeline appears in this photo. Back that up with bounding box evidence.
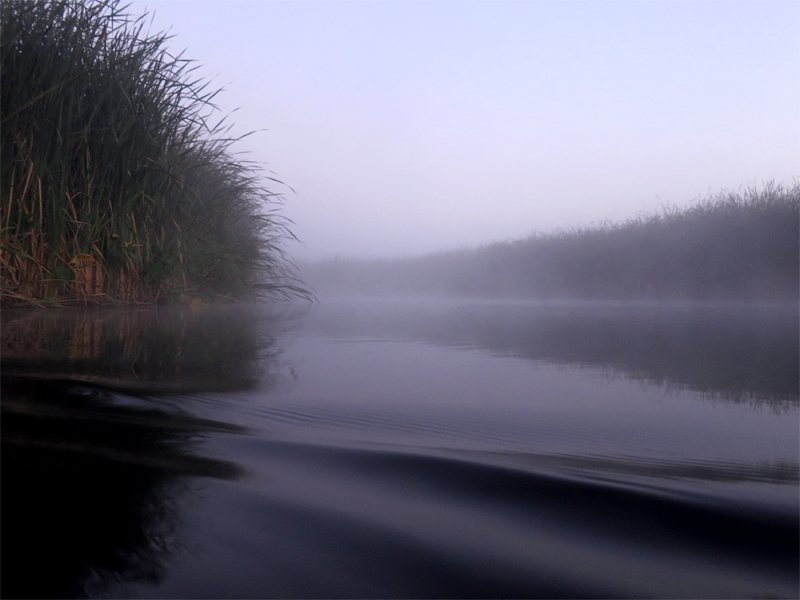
[1,0,303,306]
[304,184,799,300]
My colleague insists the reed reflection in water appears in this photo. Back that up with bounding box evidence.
[1,305,293,598]
[300,299,798,407]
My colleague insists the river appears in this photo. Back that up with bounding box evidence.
[2,299,797,598]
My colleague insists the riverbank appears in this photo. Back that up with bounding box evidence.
[1,0,303,307]
[303,184,799,301]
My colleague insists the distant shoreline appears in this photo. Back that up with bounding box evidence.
[302,184,799,302]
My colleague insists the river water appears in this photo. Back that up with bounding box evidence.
[2,300,798,598]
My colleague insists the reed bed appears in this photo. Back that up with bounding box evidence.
[304,183,799,300]
[1,0,305,305]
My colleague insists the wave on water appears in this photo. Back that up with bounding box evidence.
[168,433,798,599]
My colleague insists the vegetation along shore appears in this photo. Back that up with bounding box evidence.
[304,183,799,300]
[1,0,305,306]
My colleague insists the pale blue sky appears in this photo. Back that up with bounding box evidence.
[132,0,799,259]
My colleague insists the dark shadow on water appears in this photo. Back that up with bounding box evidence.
[1,377,244,598]
[0,304,297,598]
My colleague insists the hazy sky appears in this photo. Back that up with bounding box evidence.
[131,0,799,260]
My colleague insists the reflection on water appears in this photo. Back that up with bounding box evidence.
[1,303,300,393]
[1,305,292,598]
[303,300,798,406]
[1,301,797,598]
[2,377,245,598]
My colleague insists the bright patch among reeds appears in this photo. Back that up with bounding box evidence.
[1,0,306,305]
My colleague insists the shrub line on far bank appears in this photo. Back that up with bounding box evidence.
[303,183,799,301]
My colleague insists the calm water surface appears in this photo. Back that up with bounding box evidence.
[2,300,798,598]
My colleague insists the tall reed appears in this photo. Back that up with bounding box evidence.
[1,0,306,305]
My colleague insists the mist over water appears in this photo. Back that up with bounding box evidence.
[2,300,797,598]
